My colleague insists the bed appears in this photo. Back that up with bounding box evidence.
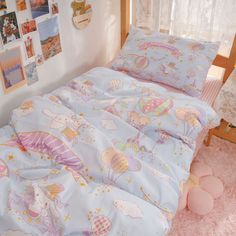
[0,2,235,236]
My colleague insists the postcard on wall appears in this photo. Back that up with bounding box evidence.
[35,54,44,66]
[25,61,38,85]
[16,0,27,11]
[21,20,37,35]
[38,16,62,60]
[0,12,20,45]
[30,0,49,19]
[0,0,7,12]
[51,2,59,15]
[24,36,35,59]
[0,47,26,94]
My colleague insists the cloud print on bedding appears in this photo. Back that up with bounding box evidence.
[0,67,219,235]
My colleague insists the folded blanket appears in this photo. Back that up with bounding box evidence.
[0,67,219,236]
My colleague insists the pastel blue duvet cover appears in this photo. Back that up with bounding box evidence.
[0,67,219,236]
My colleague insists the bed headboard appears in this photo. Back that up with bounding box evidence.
[120,0,236,83]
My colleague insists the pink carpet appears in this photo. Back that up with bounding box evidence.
[169,137,236,236]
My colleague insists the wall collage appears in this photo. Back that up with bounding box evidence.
[0,0,62,94]
[0,0,92,95]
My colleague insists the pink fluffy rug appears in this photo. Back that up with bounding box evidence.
[169,137,236,236]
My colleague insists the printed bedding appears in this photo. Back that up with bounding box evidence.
[0,67,219,236]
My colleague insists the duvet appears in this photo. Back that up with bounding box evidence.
[0,67,219,236]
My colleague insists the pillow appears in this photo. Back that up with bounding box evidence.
[111,27,219,97]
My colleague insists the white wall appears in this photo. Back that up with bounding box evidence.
[0,0,121,127]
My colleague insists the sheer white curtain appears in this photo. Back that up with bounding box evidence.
[132,0,236,55]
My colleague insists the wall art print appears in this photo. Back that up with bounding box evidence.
[0,0,7,12]
[24,36,35,59]
[35,54,44,66]
[0,47,26,94]
[51,2,59,15]
[30,0,49,19]
[21,19,37,35]
[16,0,27,11]
[25,61,38,85]
[0,12,20,45]
[38,16,62,60]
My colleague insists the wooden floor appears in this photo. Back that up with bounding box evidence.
[213,120,236,144]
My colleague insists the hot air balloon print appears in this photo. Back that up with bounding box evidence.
[101,147,141,183]
[139,97,173,116]
[119,54,149,70]
[91,215,112,236]
[3,131,84,174]
[111,153,129,174]
[176,108,201,127]
[82,215,112,236]
[134,55,149,69]
[175,107,206,141]
[0,159,8,178]
[114,132,157,162]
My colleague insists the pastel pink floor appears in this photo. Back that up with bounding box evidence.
[168,137,236,236]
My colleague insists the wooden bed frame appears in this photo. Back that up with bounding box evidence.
[120,0,236,145]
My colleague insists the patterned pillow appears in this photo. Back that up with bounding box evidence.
[111,27,219,97]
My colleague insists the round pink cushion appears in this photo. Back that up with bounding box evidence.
[188,187,214,215]
[190,162,213,178]
[200,176,224,199]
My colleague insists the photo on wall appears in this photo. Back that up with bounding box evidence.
[35,54,44,66]
[16,0,27,11]
[24,36,35,59]
[25,61,38,85]
[21,20,37,35]
[30,0,49,19]
[0,0,7,12]
[51,2,59,15]
[38,16,62,60]
[0,47,26,94]
[0,12,20,45]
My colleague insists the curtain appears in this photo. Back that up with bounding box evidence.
[133,0,236,55]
